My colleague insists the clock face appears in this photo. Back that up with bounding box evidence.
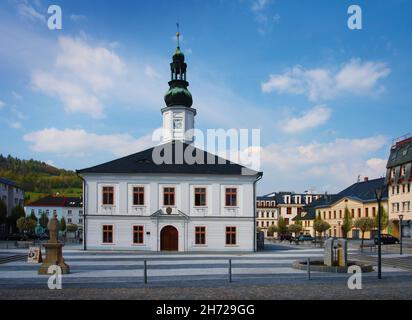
[173,119,183,129]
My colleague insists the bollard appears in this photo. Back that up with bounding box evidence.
[144,260,148,284]
[229,259,232,283]
[307,258,311,280]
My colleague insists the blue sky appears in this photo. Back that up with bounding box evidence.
[0,0,411,194]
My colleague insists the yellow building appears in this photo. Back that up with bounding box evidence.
[301,178,388,239]
[385,135,412,238]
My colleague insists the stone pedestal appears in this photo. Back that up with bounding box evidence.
[324,238,334,267]
[38,243,70,275]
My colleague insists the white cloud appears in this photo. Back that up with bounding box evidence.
[252,0,269,12]
[281,105,331,134]
[24,128,155,158]
[255,135,388,191]
[70,14,86,22]
[12,91,23,101]
[16,2,46,24]
[0,101,5,109]
[10,121,22,129]
[31,35,167,118]
[262,59,391,101]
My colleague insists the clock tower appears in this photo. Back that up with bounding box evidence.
[162,30,196,143]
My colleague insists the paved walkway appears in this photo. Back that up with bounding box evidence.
[0,247,409,290]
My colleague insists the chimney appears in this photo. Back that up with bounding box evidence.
[364,177,369,182]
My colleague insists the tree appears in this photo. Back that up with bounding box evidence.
[66,224,78,233]
[354,217,374,252]
[288,222,303,238]
[8,205,25,233]
[0,199,7,225]
[39,212,49,230]
[374,206,389,231]
[277,217,289,239]
[314,216,331,240]
[16,217,37,234]
[60,217,66,232]
[30,211,38,222]
[342,206,353,239]
[267,224,278,237]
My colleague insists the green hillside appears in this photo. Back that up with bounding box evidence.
[0,155,82,203]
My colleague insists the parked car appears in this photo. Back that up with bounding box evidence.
[279,234,293,241]
[374,234,400,245]
[298,235,314,242]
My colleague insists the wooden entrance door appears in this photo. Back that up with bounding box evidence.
[160,226,178,251]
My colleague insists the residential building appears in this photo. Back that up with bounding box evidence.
[385,134,412,238]
[301,178,388,239]
[256,194,278,237]
[77,40,262,252]
[25,196,83,234]
[256,191,322,237]
[0,177,25,236]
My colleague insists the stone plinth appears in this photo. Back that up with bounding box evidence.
[324,238,334,267]
[38,243,70,275]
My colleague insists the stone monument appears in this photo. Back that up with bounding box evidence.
[324,238,334,267]
[38,213,70,275]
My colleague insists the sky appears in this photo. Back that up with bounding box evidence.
[0,0,411,195]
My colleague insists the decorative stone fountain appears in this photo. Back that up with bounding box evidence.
[292,238,373,273]
[38,213,70,275]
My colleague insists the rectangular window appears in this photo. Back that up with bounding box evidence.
[372,207,376,217]
[365,208,369,218]
[225,188,237,207]
[103,186,114,205]
[329,211,332,219]
[195,226,206,245]
[225,226,236,245]
[79,218,83,224]
[297,207,302,215]
[133,187,145,206]
[68,210,72,215]
[358,208,361,218]
[133,225,144,244]
[67,218,72,223]
[287,207,292,215]
[351,209,355,218]
[194,188,206,207]
[333,211,336,219]
[339,210,342,219]
[285,218,290,225]
[102,225,113,244]
[163,187,175,206]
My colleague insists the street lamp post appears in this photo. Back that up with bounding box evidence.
[375,186,386,280]
[399,214,404,255]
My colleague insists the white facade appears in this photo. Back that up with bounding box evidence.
[161,106,196,143]
[0,178,24,217]
[83,174,257,252]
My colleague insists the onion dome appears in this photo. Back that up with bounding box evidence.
[164,29,193,108]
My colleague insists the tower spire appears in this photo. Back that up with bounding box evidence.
[164,25,193,108]
[176,23,180,48]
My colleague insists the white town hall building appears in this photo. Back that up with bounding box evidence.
[77,37,263,252]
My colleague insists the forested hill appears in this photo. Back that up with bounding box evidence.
[0,155,82,196]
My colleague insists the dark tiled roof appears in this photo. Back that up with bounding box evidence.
[338,178,387,202]
[77,141,262,176]
[0,177,19,188]
[387,138,412,168]
[302,178,387,220]
[27,196,82,207]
